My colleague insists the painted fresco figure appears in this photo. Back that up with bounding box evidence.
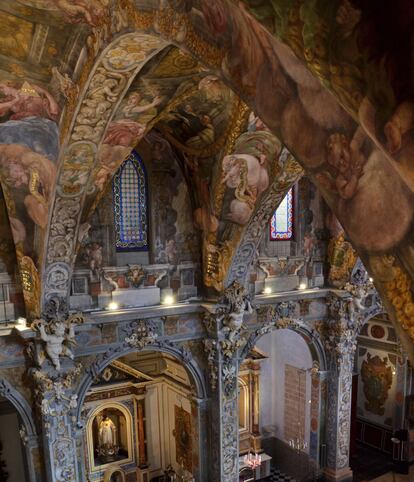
[0,81,59,159]
[222,153,269,225]
[17,0,106,27]
[0,81,59,255]
[0,82,59,249]
[196,0,414,253]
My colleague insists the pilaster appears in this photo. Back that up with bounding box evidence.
[321,293,360,482]
[203,281,253,482]
[28,297,84,482]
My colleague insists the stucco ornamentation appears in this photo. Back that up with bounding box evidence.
[31,297,84,371]
[124,319,158,349]
[203,339,218,390]
[216,281,253,343]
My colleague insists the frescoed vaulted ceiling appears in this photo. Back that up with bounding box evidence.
[0,0,413,358]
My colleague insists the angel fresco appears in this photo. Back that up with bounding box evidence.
[187,0,414,253]
[93,87,166,193]
[221,130,281,226]
[121,91,163,122]
[316,128,413,252]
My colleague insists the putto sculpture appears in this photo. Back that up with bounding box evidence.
[217,280,253,343]
[32,297,84,371]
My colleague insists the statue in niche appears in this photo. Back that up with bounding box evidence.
[98,415,119,460]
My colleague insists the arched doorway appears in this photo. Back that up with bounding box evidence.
[239,325,325,482]
[78,348,206,482]
[0,396,30,482]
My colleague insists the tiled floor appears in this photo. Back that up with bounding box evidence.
[369,465,414,482]
[263,467,297,482]
[350,444,393,481]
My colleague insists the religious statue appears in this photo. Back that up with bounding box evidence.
[98,415,119,460]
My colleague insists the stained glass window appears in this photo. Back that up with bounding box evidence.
[270,187,294,240]
[113,151,148,251]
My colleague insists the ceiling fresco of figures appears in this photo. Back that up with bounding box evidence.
[0,0,412,356]
[240,0,414,190]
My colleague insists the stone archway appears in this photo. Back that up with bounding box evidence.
[0,378,39,482]
[240,320,326,477]
[75,341,208,481]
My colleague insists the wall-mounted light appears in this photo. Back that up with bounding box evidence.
[16,317,27,329]
[263,287,272,295]
[17,316,27,327]
[369,277,374,282]
[108,301,119,311]
[163,295,174,306]
[298,282,307,290]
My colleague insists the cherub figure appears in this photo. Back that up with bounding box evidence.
[33,318,76,371]
[324,132,366,200]
[217,281,253,342]
[384,101,414,154]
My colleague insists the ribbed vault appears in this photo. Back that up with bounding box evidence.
[0,0,412,358]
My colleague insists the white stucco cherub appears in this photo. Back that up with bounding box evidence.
[33,318,76,371]
[217,281,253,342]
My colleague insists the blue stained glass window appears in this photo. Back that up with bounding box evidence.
[113,151,148,251]
[270,187,294,240]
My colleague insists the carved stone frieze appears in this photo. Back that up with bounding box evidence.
[31,365,82,425]
[0,378,11,398]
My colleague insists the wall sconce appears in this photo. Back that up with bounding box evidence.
[108,301,119,311]
[298,282,307,290]
[15,317,27,331]
[163,295,174,306]
[263,287,272,295]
